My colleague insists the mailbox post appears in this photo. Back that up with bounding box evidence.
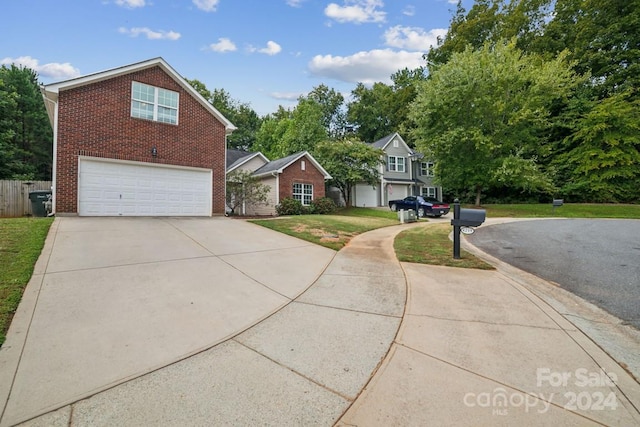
[452,199,462,259]
[450,199,486,259]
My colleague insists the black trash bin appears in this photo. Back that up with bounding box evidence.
[29,190,52,217]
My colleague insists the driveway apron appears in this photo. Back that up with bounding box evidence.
[0,217,336,426]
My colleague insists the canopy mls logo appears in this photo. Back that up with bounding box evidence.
[463,368,619,416]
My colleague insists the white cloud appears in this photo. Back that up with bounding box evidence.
[118,27,181,40]
[114,0,146,8]
[270,91,304,101]
[260,41,282,55]
[193,0,219,12]
[383,26,447,50]
[248,41,282,56]
[447,0,458,3]
[286,0,306,6]
[325,0,386,24]
[308,49,425,84]
[402,5,415,16]
[0,56,81,80]
[207,38,237,53]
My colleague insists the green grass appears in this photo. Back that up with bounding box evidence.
[476,203,640,219]
[250,207,493,269]
[250,213,398,250]
[395,223,495,270]
[0,217,53,347]
[335,206,399,220]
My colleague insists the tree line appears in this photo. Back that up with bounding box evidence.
[3,0,638,204]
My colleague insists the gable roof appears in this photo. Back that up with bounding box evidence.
[226,149,269,172]
[370,132,410,151]
[40,57,236,134]
[252,151,332,179]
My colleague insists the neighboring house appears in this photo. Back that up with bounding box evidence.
[351,132,443,207]
[225,150,332,215]
[41,57,235,216]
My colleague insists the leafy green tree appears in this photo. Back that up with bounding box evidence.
[538,0,640,100]
[0,65,52,180]
[313,139,384,207]
[428,0,553,65]
[225,169,271,215]
[253,98,327,158]
[410,40,581,205]
[557,90,640,202]
[186,79,262,150]
[346,68,426,145]
[347,82,395,143]
[252,116,283,159]
[305,84,346,139]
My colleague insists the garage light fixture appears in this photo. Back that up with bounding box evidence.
[151,146,158,157]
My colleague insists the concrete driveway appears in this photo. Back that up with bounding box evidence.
[2,217,639,426]
[0,217,338,426]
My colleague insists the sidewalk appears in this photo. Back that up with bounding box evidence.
[1,218,639,426]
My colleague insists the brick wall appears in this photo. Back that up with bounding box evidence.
[278,156,326,202]
[56,66,227,214]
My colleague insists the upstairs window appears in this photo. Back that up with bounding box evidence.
[387,155,405,173]
[131,81,179,125]
[421,161,435,177]
[293,183,313,205]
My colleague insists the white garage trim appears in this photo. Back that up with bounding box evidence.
[78,157,212,216]
[353,184,378,207]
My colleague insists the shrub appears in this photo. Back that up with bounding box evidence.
[276,197,304,215]
[310,197,337,214]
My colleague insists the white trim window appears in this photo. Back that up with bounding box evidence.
[421,161,435,177]
[422,187,437,198]
[387,155,406,172]
[131,81,179,125]
[293,183,313,205]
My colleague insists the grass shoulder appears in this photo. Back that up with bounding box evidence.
[394,223,494,270]
[0,217,54,347]
[250,207,398,251]
[479,203,640,219]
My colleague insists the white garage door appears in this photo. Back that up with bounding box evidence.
[78,158,212,216]
[353,184,378,207]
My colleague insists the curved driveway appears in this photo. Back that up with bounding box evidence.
[467,219,640,329]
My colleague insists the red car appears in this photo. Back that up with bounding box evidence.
[388,196,450,218]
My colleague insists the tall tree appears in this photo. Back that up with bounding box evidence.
[305,84,346,139]
[186,79,262,150]
[313,139,384,207]
[410,41,581,205]
[253,99,327,158]
[347,82,393,142]
[538,0,640,100]
[0,65,52,180]
[557,90,640,202]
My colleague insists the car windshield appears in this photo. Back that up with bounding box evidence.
[422,197,440,203]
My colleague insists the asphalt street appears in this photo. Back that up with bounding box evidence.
[467,219,640,329]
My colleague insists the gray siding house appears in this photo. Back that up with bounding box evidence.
[351,133,443,207]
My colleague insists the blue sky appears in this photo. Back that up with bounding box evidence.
[2,0,469,116]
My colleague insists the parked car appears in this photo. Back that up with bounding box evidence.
[388,196,450,218]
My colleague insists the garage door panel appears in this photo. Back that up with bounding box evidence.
[79,159,212,217]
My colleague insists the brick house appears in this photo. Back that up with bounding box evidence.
[226,150,332,215]
[41,58,235,216]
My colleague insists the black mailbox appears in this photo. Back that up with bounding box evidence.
[451,208,486,227]
[552,199,564,207]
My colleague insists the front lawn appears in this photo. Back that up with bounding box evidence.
[0,217,53,347]
[394,223,494,270]
[250,211,398,250]
[478,203,640,219]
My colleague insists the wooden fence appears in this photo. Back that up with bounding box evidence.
[0,180,53,218]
